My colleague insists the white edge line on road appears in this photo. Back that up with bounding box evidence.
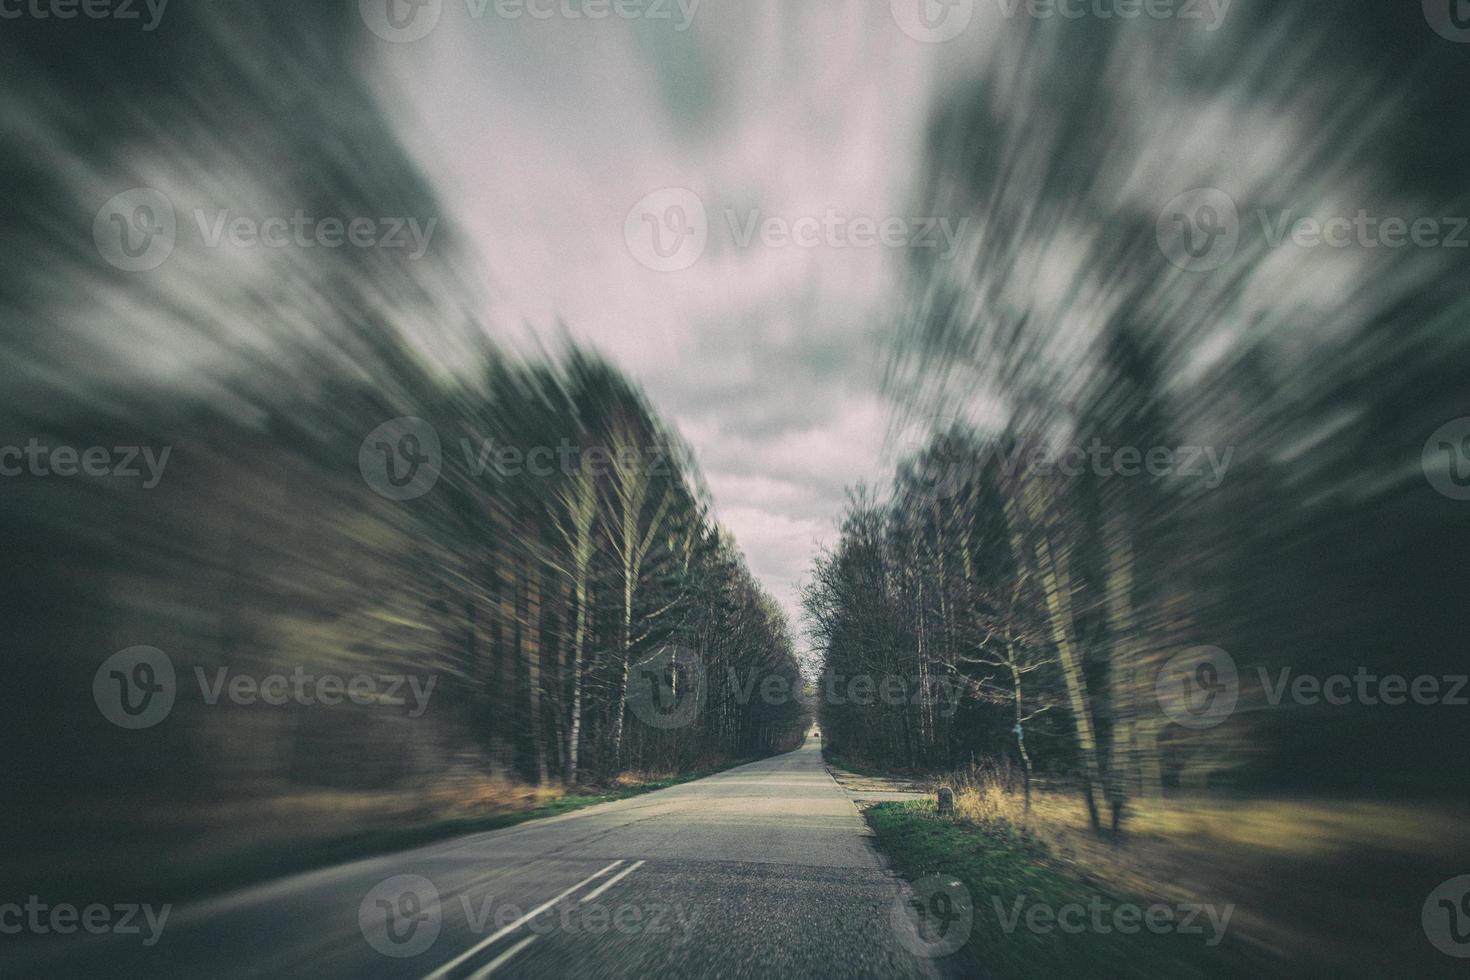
[578,860,645,904]
[465,934,538,980]
[421,860,624,980]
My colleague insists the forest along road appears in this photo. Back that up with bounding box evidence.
[11,738,949,979]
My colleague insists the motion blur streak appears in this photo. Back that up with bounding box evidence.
[1,0,1468,978]
[2,0,805,909]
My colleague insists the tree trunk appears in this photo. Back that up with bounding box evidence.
[1033,531,1106,831]
[566,575,587,783]
[1008,655,1034,813]
[525,556,548,785]
[604,423,674,772]
[555,464,597,784]
[1102,505,1136,831]
[611,556,633,769]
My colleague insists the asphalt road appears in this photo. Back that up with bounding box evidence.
[8,737,953,979]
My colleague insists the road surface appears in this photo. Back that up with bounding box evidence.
[7,737,953,978]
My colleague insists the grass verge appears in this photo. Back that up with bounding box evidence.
[865,801,1277,980]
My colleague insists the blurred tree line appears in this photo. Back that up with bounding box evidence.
[807,2,1470,830]
[9,340,807,802]
[3,347,810,913]
[0,0,805,889]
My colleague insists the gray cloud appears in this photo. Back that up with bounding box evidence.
[371,2,952,643]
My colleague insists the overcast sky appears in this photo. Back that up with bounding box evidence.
[367,1,984,642]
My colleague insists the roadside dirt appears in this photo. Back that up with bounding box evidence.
[825,763,932,808]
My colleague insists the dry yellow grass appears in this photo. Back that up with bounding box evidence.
[937,762,1470,964]
[948,764,1470,864]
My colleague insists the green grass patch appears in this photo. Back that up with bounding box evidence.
[865,801,1276,980]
